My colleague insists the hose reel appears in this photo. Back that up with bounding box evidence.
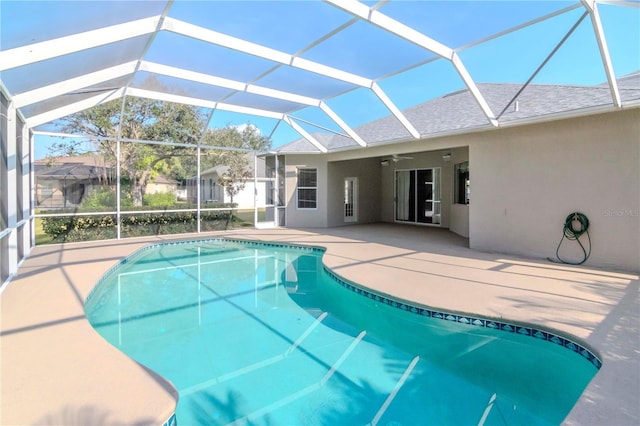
[548,212,591,265]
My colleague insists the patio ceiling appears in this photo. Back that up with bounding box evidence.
[1,0,638,151]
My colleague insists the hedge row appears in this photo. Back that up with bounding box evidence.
[41,211,237,243]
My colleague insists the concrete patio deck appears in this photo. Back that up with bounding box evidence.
[1,224,638,425]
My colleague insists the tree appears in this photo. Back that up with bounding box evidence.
[54,96,205,206]
[202,124,271,206]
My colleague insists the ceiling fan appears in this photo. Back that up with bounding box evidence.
[380,154,414,166]
[389,154,413,162]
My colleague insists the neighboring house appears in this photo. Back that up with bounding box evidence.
[36,157,182,208]
[186,155,272,210]
[271,74,640,272]
[146,175,179,196]
[35,156,114,209]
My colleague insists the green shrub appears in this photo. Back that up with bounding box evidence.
[39,209,240,243]
[80,187,133,209]
[81,187,116,209]
[143,192,176,207]
[40,214,117,240]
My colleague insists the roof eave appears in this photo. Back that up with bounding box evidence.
[278,101,639,156]
[497,102,639,130]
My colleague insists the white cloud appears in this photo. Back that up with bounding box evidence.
[232,123,261,135]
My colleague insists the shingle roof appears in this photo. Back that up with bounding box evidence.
[277,74,640,153]
[35,164,109,180]
[34,156,108,166]
[192,152,266,179]
[34,155,111,179]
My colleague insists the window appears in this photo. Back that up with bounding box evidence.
[297,168,317,209]
[454,161,470,205]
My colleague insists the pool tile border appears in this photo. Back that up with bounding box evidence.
[322,264,602,370]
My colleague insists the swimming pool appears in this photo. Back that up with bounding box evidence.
[85,239,599,425]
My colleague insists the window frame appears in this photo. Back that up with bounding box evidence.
[454,161,470,205]
[296,167,317,210]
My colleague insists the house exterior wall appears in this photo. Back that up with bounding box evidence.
[283,155,328,228]
[186,176,224,204]
[281,109,638,271]
[231,180,268,210]
[146,181,177,195]
[469,109,639,272]
[186,176,268,210]
[326,158,382,227]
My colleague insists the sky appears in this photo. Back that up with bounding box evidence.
[0,1,637,159]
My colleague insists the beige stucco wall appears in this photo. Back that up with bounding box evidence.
[282,108,638,271]
[326,158,382,227]
[284,155,329,228]
[469,109,639,272]
[286,148,467,230]
[146,182,177,194]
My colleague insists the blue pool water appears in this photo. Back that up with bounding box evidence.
[85,239,599,425]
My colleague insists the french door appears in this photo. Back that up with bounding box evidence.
[395,168,441,225]
[344,177,358,222]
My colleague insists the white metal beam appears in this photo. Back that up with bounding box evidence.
[139,61,319,106]
[139,61,244,92]
[162,16,390,141]
[283,116,328,153]
[582,0,622,107]
[7,14,405,145]
[371,83,420,139]
[12,61,138,108]
[140,61,366,147]
[22,78,366,152]
[19,121,32,258]
[5,101,18,276]
[162,17,372,88]
[26,89,126,128]
[451,53,499,126]
[246,84,319,107]
[326,0,498,127]
[319,102,366,147]
[289,57,372,88]
[324,0,453,59]
[127,87,286,120]
[0,17,160,72]
[456,3,582,52]
[215,102,285,120]
[127,87,217,109]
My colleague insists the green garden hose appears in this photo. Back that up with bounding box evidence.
[548,212,591,265]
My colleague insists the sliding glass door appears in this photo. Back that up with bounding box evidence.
[395,168,441,225]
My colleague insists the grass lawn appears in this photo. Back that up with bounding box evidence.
[234,209,267,224]
[35,216,54,245]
